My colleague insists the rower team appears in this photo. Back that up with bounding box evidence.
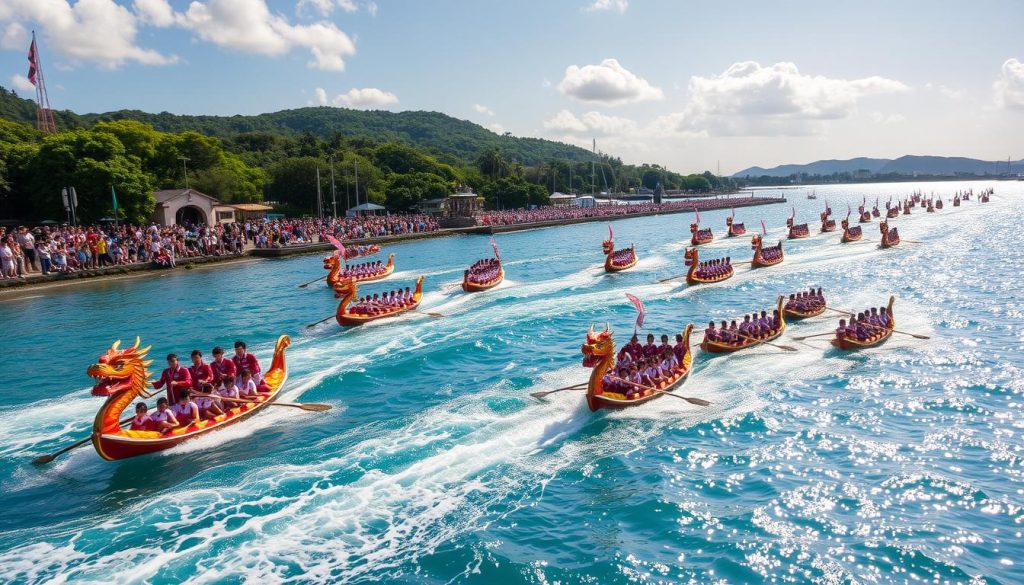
[693,227,713,240]
[602,333,690,399]
[341,259,385,279]
[790,224,810,237]
[703,309,782,345]
[695,257,731,280]
[349,286,416,315]
[835,305,894,343]
[465,258,500,284]
[758,242,782,262]
[784,287,825,313]
[130,341,268,433]
[610,247,635,265]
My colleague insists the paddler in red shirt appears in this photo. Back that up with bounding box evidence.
[152,353,192,403]
[209,346,237,385]
[232,341,265,390]
[188,349,214,391]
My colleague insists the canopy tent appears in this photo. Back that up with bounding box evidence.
[348,202,387,216]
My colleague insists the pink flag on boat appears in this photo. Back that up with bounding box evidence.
[607,223,613,240]
[625,293,645,329]
[694,208,700,223]
[326,234,346,258]
[490,237,500,261]
[760,219,767,234]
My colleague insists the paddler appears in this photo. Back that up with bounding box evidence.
[189,350,214,391]
[130,403,154,431]
[171,389,201,428]
[149,397,179,434]
[210,346,237,386]
[232,341,263,388]
[153,353,192,404]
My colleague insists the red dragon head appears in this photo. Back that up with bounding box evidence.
[332,277,357,299]
[690,223,699,233]
[323,255,340,271]
[602,239,614,254]
[751,234,762,250]
[87,338,153,397]
[581,323,614,368]
[684,247,697,266]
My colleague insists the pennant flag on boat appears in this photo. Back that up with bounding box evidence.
[761,219,767,234]
[490,237,500,261]
[325,234,346,258]
[625,293,645,329]
[791,206,796,219]
[731,207,735,219]
[607,223,613,241]
[694,207,700,223]
[27,38,38,86]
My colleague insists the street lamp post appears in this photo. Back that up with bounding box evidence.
[179,156,191,190]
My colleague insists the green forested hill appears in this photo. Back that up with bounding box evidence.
[0,88,592,166]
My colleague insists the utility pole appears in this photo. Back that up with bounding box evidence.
[354,160,360,210]
[591,138,596,196]
[330,155,338,217]
[179,157,190,190]
[316,165,323,219]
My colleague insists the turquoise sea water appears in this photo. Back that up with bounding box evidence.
[1,180,1022,584]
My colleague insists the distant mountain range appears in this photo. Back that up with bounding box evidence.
[733,155,1024,178]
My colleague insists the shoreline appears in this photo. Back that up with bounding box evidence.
[0,196,784,295]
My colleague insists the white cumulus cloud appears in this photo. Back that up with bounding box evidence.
[10,73,34,91]
[473,104,494,116]
[133,0,176,26]
[329,87,398,108]
[0,0,177,68]
[681,61,909,136]
[558,58,663,105]
[584,0,628,13]
[1,22,28,49]
[994,58,1024,110]
[543,109,637,136]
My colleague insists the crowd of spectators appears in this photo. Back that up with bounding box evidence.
[0,222,245,279]
[249,214,441,248]
[478,197,778,226]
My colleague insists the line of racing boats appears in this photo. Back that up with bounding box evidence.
[42,187,990,461]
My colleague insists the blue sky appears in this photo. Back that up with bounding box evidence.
[2,0,1023,173]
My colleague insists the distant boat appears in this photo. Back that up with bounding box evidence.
[807,191,818,200]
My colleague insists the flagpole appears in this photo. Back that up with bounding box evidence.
[111,185,119,228]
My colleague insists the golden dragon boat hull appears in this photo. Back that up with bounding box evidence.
[462,267,505,292]
[328,254,395,287]
[587,352,692,412]
[831,297,896,350]
[700,297,786,353]
[686,266,734,285]
[92,335,290,461]
[605,250,638,272]
[783,305,825,320]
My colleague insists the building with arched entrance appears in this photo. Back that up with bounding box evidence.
[152,189,238,227]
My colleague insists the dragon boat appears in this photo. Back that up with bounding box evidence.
[343,244,380,261]
[603,241,637,272]
[886,201,900,218]
[690,221,714,245]
[324,253,395,287]
[935,197,944,209]
[926,199,935,212]
[841,214,863,243]
[701,296,786,353]
[783,294,826,320]
[463,241,504,292]
[879,221,900,248]
[820,202,836,232]
[903,200,912,215]
[872,198,881,218]
[726,210,747,236]
[334,276,424,326]
[786,207,810,239]
[858,197,872,223]
[683,247,733,285]
[953,195,961,207]
[581,323,694,412]
[750,234,784,268]
[88,336,290,461]
[831,296,896,350]
[981,192,990,203]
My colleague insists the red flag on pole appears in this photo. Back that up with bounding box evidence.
[490,237,500,261]
[607,223,613,240]
[625,293,645,329]
[694,207,700,224]
[27,38,39,86]
[325,233,346,258]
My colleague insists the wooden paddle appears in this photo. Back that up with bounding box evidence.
[529,383,587,399]
[793,331,837,341]
[298,274,327,288]
[193,392,332,412]
[32,415,133,465]
[306,315,335,328]
[658,273,688,283]
[824,307,930,339]
[723,330,797,351]
[608,375,710,406]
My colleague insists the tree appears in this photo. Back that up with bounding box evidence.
[476,147,508,179]
[29,129,154,223]
[384,172,451,210]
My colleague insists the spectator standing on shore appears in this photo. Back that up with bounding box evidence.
[16,227,37,273]
[37,238,52,275]
[1,236,17,278]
